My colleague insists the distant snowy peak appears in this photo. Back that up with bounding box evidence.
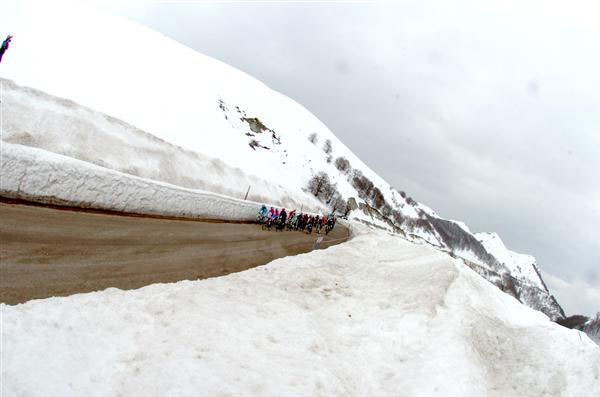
[475,232,545,290]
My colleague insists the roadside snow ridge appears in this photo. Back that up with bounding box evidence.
[2,224,598,396]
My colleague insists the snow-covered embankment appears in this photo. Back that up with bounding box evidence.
[0,77,324,214]
[2,223,598,396]
[0,143,260,221]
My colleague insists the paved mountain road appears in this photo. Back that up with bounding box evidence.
[0,202,349,304]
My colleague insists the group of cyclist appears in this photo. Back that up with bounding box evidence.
[257,205,336,234]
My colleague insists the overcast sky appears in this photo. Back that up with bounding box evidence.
[104,0,599,316]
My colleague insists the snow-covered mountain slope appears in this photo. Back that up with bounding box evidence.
[475,232,546,290]
[0,1,563,319]
[0,78,323,212]
[2,224,599,396]
[0,1,389,212]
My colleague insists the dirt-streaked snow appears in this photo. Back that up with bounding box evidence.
[0,78,324,212]
[0,143,263,221]
[2,223,598,396]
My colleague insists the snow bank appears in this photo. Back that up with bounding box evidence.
[2,224,598,396]
[0,143,263,221]
[0,78,324,213]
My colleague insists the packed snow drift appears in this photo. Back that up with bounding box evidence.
[0,142,261,221]
[2,224,599,396]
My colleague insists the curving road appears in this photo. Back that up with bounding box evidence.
[0,201,349,304]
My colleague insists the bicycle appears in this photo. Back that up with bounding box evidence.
[262,217,274,231]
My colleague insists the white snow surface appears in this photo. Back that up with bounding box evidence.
[0,143,262,221]
[0,78,324,212]
[2,224,599,397]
